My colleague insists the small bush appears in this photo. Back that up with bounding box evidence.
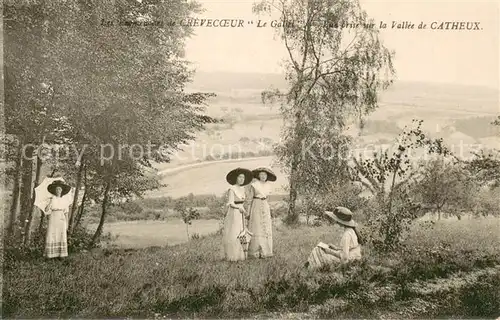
[119,201,143,215]
[191,233,201,240]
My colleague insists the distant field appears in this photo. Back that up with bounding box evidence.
[87,219,222,249]
[2,81,497,201]
[148,157,287,198]
[160,80,498,170]
[148,86,498,198]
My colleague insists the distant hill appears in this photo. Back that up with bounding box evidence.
[188,71,288,91]
[188,71,499,115]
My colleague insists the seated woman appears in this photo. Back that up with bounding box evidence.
[305,207,363,269]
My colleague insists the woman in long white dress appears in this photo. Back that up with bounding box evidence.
[247,167,277,259]
[222,167,253,261]
[44,180,72,259]
[305,207,363,269]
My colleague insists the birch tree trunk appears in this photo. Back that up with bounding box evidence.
[69,161,84,235]
[91,179,111,246]
[18,145,34,242]
[23,154,43,245]
[7,140,23,238]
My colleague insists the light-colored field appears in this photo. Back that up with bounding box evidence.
[88,219,222,249]
[148,157,287,198]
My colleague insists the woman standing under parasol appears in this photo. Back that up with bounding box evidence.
[43,180,72,259]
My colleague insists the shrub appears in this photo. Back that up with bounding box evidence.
[350,120,453,252]
[191,233,201,240]
[294,182,369,226]
[67,226,100,253]
[474,187,500,217]
[119,201,144,216]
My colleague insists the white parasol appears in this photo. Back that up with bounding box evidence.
[34,177,74,214]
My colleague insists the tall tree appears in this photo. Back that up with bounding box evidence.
[255,0,395,223]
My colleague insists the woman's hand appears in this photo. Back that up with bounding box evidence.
[321,247,339,256]
[328,243,339,250]
[239,206,246,214]
[44,197,54,213]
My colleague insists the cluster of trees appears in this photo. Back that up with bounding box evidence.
[4,0,215,249]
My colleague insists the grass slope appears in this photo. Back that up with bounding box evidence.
[4,218,500,318]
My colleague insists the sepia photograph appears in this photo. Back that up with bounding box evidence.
[1,0,499,318]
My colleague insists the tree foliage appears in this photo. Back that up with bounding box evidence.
[351,120,453,251]
[174,198,201,240]
[4,0,215,247]
[254,0,395,223]
[413,157,477,220]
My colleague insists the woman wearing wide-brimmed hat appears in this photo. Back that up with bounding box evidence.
[44,180,72,259]
[222,167,254,261]
[247,167,277,259]
[305,206,363,269]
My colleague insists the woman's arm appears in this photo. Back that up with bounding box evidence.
[321,247,341,259]
[226,189,239,209]
[64,208,69,230]
[44,197,53,214]
[244,185,255,217]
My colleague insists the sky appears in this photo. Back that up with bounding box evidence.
[184,0,499,89]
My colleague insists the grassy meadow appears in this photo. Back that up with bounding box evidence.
[4,218,500,318]
[3,77,500,318]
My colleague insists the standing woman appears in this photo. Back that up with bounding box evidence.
[222,167,254,261]
[44,180,72,259]
[247,167,277,259]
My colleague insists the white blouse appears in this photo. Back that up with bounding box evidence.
[251,181,271,198]
[339,228,362,261]
[226,185,246,208]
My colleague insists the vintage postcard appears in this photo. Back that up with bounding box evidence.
[2,0,499,318]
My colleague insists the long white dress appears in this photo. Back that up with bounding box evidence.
[247,181,273,258]
[45,196,69,258]
[222,186,247,261]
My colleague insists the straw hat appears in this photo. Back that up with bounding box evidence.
[252,167,277,182]
[226,167,253,186]
[47,180,71,196]
[324,206,357,228]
